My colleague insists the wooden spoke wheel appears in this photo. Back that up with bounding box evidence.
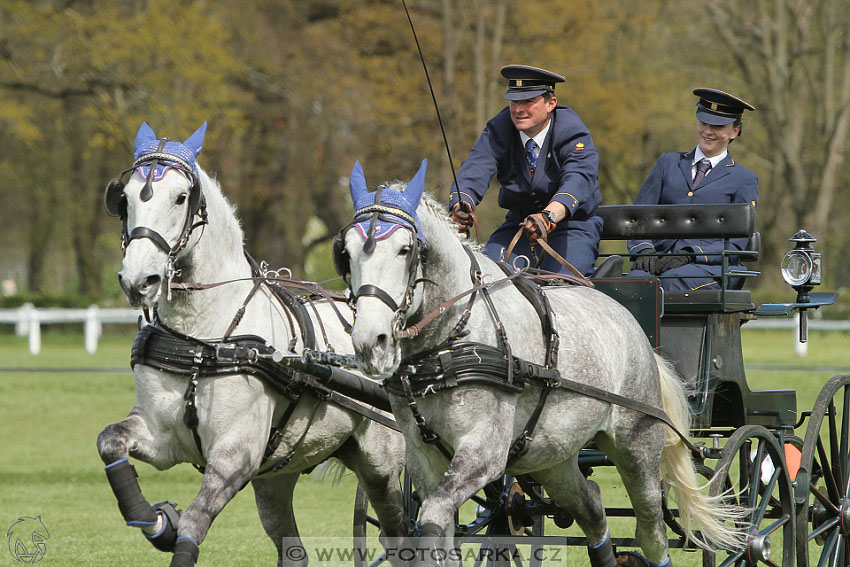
[353,472,419,567]
[465,476,545,567]
[796,374,850,567]
[705,425,794,567]
[354,474,546,567]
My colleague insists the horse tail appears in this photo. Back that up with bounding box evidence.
[655,352,746,550]
[313,458,347,485]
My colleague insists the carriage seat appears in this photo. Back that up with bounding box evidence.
[595,203,758,312]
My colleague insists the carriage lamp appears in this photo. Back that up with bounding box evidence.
[781,229,822,342]
[781,230,822,289]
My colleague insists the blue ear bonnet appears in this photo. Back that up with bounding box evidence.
[349,159,427,243]
[133,121,206,181]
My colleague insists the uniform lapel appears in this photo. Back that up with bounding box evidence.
[517,133,533,184]
[679,151,695,189]
[696,153,733,189]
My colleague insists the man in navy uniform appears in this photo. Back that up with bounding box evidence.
[628,88,758,291]
[448,64,602,276]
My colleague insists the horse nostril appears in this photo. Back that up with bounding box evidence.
[143,275,161,289]
[376,333,388,349]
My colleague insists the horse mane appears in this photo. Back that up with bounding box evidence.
[387,182,479,249]
[196,165,245,248]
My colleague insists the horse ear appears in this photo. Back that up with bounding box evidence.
[349,160,369,204]
[404,159,427,207]
[183,121,207,158]
[134,122,157,155]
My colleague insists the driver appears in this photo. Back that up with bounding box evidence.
[447,64,603,276]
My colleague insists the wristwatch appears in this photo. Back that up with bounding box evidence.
[543,209,558,224]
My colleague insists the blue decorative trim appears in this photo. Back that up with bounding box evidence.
[128,519,157,527]
[143,512,168,539]
[176,535,198,546]
[588,530,610,550]
[104,457,129,470]
[650,554,671,567]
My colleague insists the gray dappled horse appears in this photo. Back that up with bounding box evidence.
[97,123,407,566]
[336,160,743,567]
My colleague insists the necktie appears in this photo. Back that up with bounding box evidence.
[525,139,538,174]
[693,159,711,188]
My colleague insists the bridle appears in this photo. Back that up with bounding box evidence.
[333,191,428,337]
[104,139,208,297]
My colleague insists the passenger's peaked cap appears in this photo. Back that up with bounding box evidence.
[693,88,755,125]
[501,65,565,101]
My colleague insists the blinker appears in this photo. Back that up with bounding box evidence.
[104,177,126,218]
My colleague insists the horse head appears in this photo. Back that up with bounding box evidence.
[337,160,428,377]
[107,121,207,308]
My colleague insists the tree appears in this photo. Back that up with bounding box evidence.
[700,0,850,286]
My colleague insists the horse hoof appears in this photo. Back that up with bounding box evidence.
[418,522,445,538]
[615,551,651,567]
[145,501,182,553]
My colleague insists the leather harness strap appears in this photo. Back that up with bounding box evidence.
[504,224,594,287]
[389,341,701,464]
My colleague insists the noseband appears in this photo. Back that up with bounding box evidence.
[104,138,208,296]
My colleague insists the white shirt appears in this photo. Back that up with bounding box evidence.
[692,146,727,179]
[519,119,552,159]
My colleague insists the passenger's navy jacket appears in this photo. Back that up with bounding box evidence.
[628,150,758,290]
[449,106,603,275]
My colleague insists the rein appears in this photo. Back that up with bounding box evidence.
[393,248,526,340]
[504,223,593,286]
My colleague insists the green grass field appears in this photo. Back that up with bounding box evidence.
[1,327,848,566]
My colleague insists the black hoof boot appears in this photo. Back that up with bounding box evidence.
[169,536,199,567]
[145,501,182,553]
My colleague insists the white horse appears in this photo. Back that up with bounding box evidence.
[337,160,743,567]
[97,123,407,567]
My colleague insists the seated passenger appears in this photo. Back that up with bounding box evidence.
[448,64,603,276]
[628,88,757,291]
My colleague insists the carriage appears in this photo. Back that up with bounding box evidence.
[100,125,846,567]
[334,166,846,567]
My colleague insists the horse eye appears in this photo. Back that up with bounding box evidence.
[399,246,412,257]
[176,194,188,205]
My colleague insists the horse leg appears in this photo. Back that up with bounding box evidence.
[533,458,616,567]
[168,443,259,567]
[417,439,509,567]
[252,473,302,567]
[597,426,669,566]
[336,426,408,539]
[97,413,182,552]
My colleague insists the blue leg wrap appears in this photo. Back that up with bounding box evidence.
[104,458,157,527]
[587,531,616,567]
[650,555,671,567]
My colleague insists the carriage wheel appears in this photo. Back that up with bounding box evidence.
[353,472,419,567]
[458,475,545,567]
[703,424,794,567]
[354,474,545,567]
[795,374,850,567]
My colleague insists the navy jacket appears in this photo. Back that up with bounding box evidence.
[627,150,758,266]
[449,106,603,274]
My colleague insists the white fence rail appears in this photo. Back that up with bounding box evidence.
[0,304,847,356]
[0,303,139,354]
